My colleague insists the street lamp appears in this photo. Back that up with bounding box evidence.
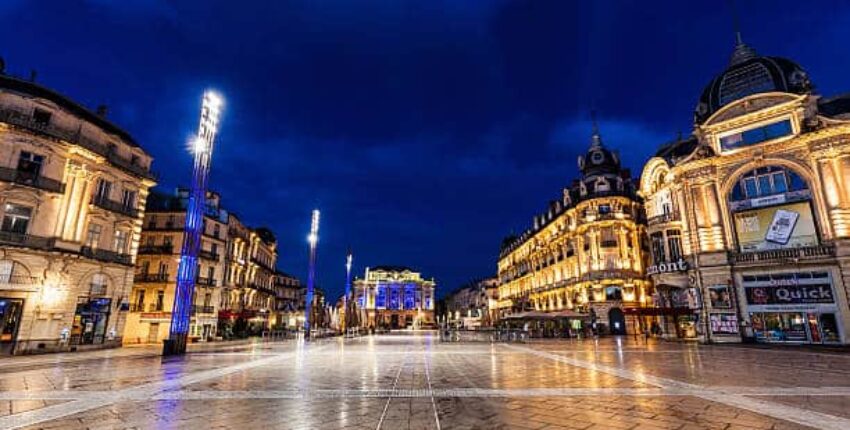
[164,90,222,356]
[304,209,320,338]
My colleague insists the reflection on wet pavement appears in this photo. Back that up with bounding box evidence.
[0,333,848,429]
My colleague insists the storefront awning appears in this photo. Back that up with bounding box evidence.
[503,310,590,320]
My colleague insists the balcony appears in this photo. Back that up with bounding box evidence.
[91,195,139,218]
[138,244,174,255]
[731,244,836,265]
[145,223,180,231]
[196,277,217,287]
[199,250,220,261]
[131,303,166,313]
[134,272,169,283]
[0,166,65,194]
[0,107,156,180]
[647,211,681,226]
[192,305,216,315]
[80,246,132,266]
[0,230,56,251]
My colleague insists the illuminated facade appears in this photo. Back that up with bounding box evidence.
[441,277,498,328]
[352,266,436,329]
[124,189,227,344]
[497,126,650,335]
[0,71,155,354]
[220,216,278,335]
[639,37,850,344]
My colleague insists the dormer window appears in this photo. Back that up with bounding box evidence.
[719,119,793,152]
[32,108,52,126]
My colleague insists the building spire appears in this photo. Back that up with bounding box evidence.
[590,110,603,148]
[728,0,756,65]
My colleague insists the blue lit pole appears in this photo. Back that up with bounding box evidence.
[304,209,320,338]
[342,251,353,332]
[164,91,222,356]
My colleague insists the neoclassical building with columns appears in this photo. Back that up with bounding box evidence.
[0,70,155,354]
[497,128,651,335]
[640,37,850,344]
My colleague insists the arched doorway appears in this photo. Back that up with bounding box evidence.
[608,307,626,335]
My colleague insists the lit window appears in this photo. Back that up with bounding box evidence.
[1,204,32,234]
[720,119,792,151]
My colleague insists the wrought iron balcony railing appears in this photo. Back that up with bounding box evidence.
[137,244,174,255]
[134,272,170,283]
[0,107,156,180]
[91,195,139,218]
[647,211,681,226]
[191,305,216,315]
[731,244,836,264]
[0,230,56,251]
[199,250,220,261]
[80,246,132,265]
[0,166,65,194]
[196,277,217,287]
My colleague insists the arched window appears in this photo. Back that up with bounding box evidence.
[729,166,808,202]
[0,260,32,284]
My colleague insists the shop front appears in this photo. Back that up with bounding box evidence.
[648,259,699,339]
[742,271,842,344]
[0,298,24,354]
[72,297,112,345]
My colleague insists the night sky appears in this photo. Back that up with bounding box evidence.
[2,1,849,300]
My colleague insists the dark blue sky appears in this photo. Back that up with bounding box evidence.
[2,1,849,299]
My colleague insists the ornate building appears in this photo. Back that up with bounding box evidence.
[352,266,436,329]
[639,36,850,344]
[124,189,227,344]
[0,70,156,354]
[497,127,650,335]
[441,277,498,328]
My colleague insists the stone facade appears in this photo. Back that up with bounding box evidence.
[639,39,850,344]
[352,266,436,329]
[0,73,155,354]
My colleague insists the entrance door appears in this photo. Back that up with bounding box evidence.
[73,298,112,345]
[147,323,159,343]
[608,308,627,335]
[390,314,399,329]
[0,298,23,354]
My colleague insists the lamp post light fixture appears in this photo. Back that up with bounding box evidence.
[164,90,222,356]
[304,209,320,338]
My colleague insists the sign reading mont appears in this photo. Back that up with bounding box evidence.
[647,258,688,275]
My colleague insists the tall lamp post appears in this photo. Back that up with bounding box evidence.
[164,91,223,356]
[304,209,320,338]
[342,251,353,333]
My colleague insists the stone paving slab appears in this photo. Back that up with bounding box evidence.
[1,335,849,429]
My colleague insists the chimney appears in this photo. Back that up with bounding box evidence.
[96,105,108,117]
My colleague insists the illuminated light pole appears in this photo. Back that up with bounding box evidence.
[163,90,222,356]
[304,209,320,338]
[341,250,353,333]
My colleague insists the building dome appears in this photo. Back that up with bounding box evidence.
[577,127,621,177]
[694,39,813,124]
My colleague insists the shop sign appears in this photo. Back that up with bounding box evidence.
[745,284,834,305]
[647,258,688,275]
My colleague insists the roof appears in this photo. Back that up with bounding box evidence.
[370,265,415,272]
[653,135,699,164]
[819,93,850,118]
[0,73,140,148]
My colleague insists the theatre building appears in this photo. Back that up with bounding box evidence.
[497,127,651,336]
[351,266,436,329]
[639,36,850,344]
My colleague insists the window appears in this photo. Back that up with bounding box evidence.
[166,215,175,228]
[32,108,52,126]
[147,216,157,230]
[135,290,145,308]
[91,273,108,295]
[86,224,102,248]
[139,261,150,275]
[2,204,32,234]
[666,230,683,261]
[158,262,168,275]
[598,204,611,215]
[719,119,793,151]
[156,290,165,311]
[113,230,128,253]
[730,166,809,202]
[17,152,44,179]
[605,286,623,301]
[0,260,13,283]
[94,179,112,201]
[121,189,136,209]
[163,235,173,246]
[213,224,220,238]
[650,232,666,264]
[207,266,215,281]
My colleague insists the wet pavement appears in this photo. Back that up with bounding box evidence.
[0,333,849,429]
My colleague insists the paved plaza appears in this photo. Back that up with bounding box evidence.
[0,334,849,429]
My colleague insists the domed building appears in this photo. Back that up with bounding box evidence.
[496,124,651,336]
[640,36,850,344]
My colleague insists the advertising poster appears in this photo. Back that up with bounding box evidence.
[734,201,817,251]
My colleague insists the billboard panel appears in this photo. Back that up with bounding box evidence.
[733,201,817,251]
